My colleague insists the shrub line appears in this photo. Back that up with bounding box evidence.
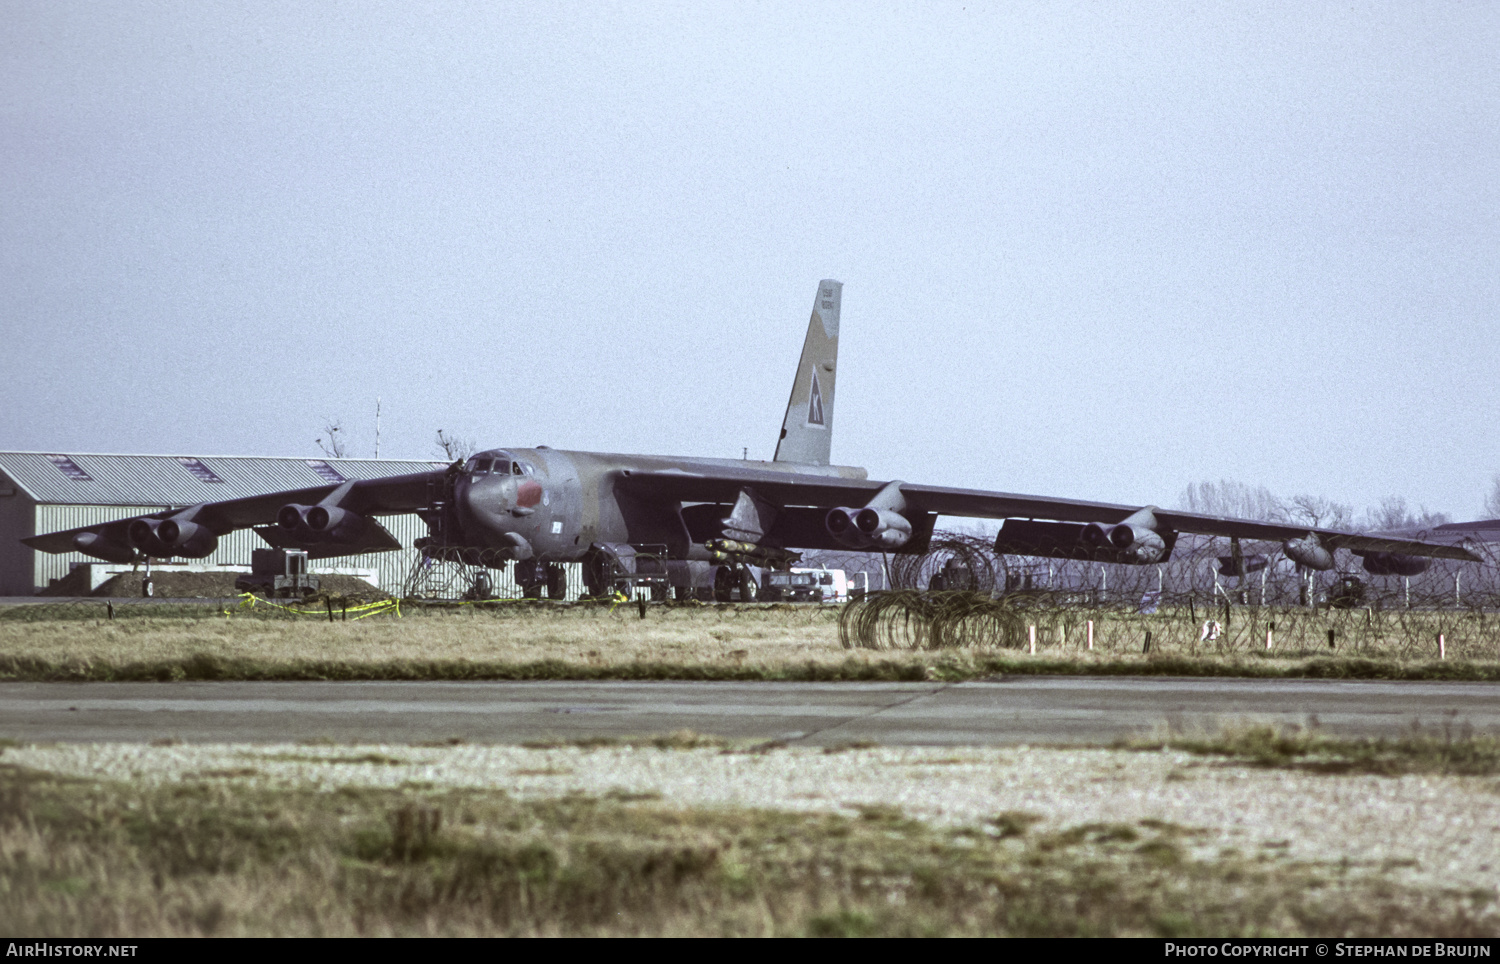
[0,653,1495,683]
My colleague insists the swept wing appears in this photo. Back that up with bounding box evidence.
[615,467,1480,562]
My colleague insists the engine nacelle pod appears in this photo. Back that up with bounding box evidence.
[1107,523,1168,564]
[280,502,374,545]
[277,504,316,535]
[306,505,362,540]
[156,519,218,559]
[825,507,866,548]
[126,518,172,557]
[1081,518,1169,564]
[854,507,913,549]
[1358,552,1432,577]
[73,532,136,564]
[1283,535,1335,571]
[1080,522,1111,549]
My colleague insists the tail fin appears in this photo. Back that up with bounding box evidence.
[773,280,842,465]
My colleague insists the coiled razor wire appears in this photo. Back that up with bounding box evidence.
[839,529,1500,655]
[839,590,1030,650]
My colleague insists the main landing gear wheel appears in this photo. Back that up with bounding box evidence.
[739,568,759,603]
[545,563,567,600]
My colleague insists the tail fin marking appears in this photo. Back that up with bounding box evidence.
[773,279,842,465]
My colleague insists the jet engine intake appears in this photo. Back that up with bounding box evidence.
[825,507,863,548]
[155,519,218,558]
[277,504,316,535]
[1080,513,1170,564]
[1283,535,1335,571]
[277,502,380,545]
[307,505,366,540]
[826,506,912,549]
[854,507,913,549]
[1104,523,1168,564]
[126,518,171,557]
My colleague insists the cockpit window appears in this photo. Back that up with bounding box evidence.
[469,454,526,476]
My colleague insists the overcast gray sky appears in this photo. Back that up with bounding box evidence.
[2,2,1496,517]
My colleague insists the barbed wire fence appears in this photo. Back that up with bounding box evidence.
[839,530,1500,658]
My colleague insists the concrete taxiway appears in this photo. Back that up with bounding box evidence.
[1,677,1497,745]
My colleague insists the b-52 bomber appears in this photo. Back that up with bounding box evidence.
[25,281,1479,599]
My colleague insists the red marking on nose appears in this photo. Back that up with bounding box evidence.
[516,480,543,508]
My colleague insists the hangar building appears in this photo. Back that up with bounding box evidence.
[0,451,445,596]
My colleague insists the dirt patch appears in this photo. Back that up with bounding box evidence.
[37,568,94,597]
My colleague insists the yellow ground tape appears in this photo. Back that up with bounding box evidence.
[222,593,401,620]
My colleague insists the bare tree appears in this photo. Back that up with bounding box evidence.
[316,418,349,459]
[1282,494,1354,530]
[1485,476,1500,518]
[1363,496,1451,531]
[434,429,476,461]
[1177,480,1283,521]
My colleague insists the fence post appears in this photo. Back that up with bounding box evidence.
[1266,627,1273,650]
[1327,628,1335,650]
[1455,572,1461,607]
[1087,620,1094,651]
[1143,630,1152,654]
[1028,624,1036,655]
[1439,634,1445,660]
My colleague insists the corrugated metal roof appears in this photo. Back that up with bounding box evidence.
[0,452,447,506]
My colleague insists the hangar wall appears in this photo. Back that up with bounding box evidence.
[0,453,449,597]
[0,482,35,596]
[26,505,432,595]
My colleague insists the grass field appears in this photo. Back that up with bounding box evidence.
[3,742,1497,937]
[1,600,1498,681]
[6,600,1497,937]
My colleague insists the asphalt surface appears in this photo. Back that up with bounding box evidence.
[2,677,1497,745]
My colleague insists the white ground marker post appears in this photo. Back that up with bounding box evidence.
[1439,634,1446,660]
[1087,620,1094,651]
[1029,624,1036,655]
[1266,627,1273,650]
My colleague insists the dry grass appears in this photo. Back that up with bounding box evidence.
[1126,722,1500,776]
[0,602,1498,681]
[2,762,1495,937]
[0,604,844,677]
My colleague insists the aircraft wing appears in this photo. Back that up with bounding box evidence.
[615,469,1481,562]
[22,468,447,556]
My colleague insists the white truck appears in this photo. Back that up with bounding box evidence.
[760,566,867,603]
